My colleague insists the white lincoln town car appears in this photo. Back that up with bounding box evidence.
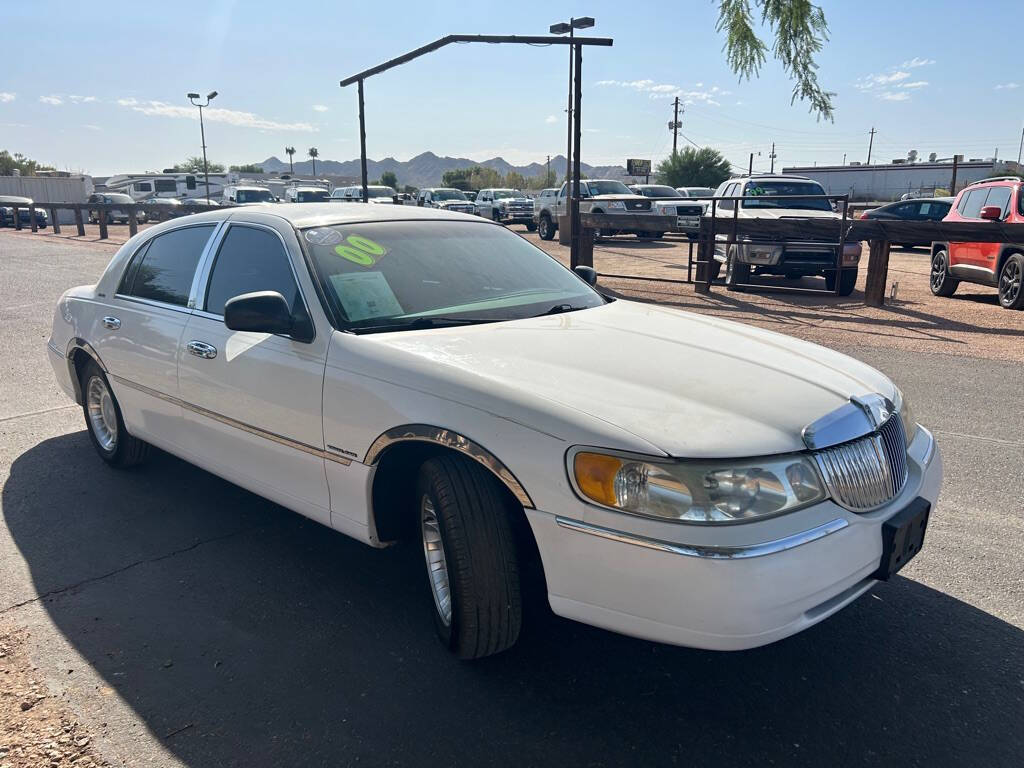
[48,203,942,658]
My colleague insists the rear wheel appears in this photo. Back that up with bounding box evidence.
[929,249,959,297]
[538,215,555,241]
[417,454,521,659]
[998,253,1024,309]
[80,361,149,468]
[725,248,750,291]
[825,268,858,296]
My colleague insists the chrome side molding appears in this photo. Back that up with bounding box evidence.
[555,516,849,560]
[364,424,534,509]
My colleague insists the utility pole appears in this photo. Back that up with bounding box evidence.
[769,141,776,173]
[671,96,681,155]
[546,154,550,185]
[1018,124,1023,164]
[565,19,574,182]
[867,127,876,165]
[842,152,847,166]
[950,154,960,195]
[748,152,753,175]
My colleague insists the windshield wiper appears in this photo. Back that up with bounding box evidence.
[349,316,494,335]
[536,303,587,317]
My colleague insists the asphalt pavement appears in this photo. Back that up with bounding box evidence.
[1,233,1022,767]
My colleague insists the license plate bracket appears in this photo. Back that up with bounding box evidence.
[872,497,930,580]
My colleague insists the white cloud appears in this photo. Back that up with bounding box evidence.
[901,57,936,68]
[312,104,328,112]
[900,81,929,89]
[121,100,317,132]
[544,114,558,124]
[0,92,15,103]
[995,82,1020,90]
[68,95,97,103]
[855,71,910,90]
[879,91,910,102]
[82,124,102,131]
[39,95,63,105]
[596,79,723,106]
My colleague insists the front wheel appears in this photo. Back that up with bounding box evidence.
[417,454,521,659]
[725,249,750,291]
[537,215,555,241]
[825,268,858,296]
[525,221,537,232]
[80,361,149,468]
[998,253,1024,309]
[930,249,959,297]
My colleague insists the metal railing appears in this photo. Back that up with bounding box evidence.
[0,201,194,240]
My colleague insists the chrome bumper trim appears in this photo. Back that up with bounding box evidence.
[554,516,848,560]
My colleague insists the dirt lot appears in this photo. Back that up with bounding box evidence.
[6,222,1022,363]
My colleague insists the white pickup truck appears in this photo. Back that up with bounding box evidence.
[534,179,663,240]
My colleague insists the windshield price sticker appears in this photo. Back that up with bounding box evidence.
[334,234,388,267]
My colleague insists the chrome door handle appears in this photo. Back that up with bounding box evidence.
[187,340,217,359]
[102,316,121,330]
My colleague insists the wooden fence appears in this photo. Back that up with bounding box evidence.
[1,202,191,240]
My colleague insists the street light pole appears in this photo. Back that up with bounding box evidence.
[187,91,218,203]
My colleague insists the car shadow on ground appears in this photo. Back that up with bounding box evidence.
[5,433,1022,768]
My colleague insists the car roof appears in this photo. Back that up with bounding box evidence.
[186,202,486,228]
[0,195,33,204]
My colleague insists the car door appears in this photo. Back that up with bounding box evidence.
[950,187,988,268]
[476,190,491,218]
[97,222,219,451]
[978,186,1011,270]
[176,218,332,525]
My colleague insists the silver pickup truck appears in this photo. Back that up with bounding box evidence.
[534,179,666,240]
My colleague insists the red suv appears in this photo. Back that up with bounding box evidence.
[930,177,1024,309]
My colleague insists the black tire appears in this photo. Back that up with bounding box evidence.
[998,253,1024,310]
[105,213,115,225]
[706,258,722,282]
[538,215,555,241]
[929,249,959,297]
[79,361,149,468]
[416,454,521,659]
[525,221,537,232]
[725,249,750,291]
[825,268,858,296]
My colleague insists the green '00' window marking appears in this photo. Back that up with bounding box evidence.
[334,234,387,266]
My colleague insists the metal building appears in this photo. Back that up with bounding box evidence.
[0,175,95,223]
[781,160,1023,202]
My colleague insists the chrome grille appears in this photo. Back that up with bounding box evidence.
[813,415,908,512]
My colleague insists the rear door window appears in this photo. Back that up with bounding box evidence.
[121,224,215,306]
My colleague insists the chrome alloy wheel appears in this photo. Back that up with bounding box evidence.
[999,258,1021,305]
[930,252,948,292]
[421,495,452,626]
[86,375,118,452]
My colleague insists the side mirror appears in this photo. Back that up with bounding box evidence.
[574,265,598,286]
[979,205,1002,221]
[224,291,312,342]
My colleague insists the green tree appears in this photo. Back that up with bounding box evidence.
[402,184,418,195]
[718,0,835,120]
[284,146,296,174]
[380,170,398,189]
[504,170,527,190]
[174,156,225,173]
[229,164,264,173]
[308,147,319,176]
[0,150,55,176]
[442,168,472,190]
[656,147,732,188]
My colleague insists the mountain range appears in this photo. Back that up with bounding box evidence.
[257,151,628,188]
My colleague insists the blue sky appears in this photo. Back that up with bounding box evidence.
[2,0,1021,175]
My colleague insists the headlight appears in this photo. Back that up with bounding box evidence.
[897,390,919,445]
[607,201,626,210]
[571,450,826,523]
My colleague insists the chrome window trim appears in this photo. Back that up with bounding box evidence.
[364,424,534,509]
[111,293,194,316]
[108,374,350,466]
[192,221,315,342]
[555,516,849,560]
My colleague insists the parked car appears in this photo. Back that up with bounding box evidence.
[140,197,183,222]
[474,188,536,230]
[47,202,941,658]
[222,185,277,206]
[676,187,716,198]
[330,185,398,203]
[710,174,862,295]
[180,198,221,213]
[930,177,1024,310]
[534,179,664,240]
[416,187,475,214]
[285,186,332,203]
[859,197,954,248]
[87,193,144,225]
[462,190,478,202]
[0,195,49,228]
[629,184,705,239]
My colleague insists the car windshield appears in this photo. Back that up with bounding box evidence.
[681,188,714,197]
[637,186,680,198]
[432,189,467,201]
[367,187,396,198]
[297,190,330,202]
[492,190,520,200]
[107,194,133,204]
[586,180,632,196]
[741,181,831,211]
[236,189,274,203]
[303,220,604,332]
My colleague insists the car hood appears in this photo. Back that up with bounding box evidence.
[362,300,895,458]
[733,207,838,220]
[590,193,647,201]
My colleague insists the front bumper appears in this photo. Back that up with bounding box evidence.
[526,426,941,650]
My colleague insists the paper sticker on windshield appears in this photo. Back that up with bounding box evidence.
[334,234,388,267]
[304,228,343,246]
[328,272,403,321]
